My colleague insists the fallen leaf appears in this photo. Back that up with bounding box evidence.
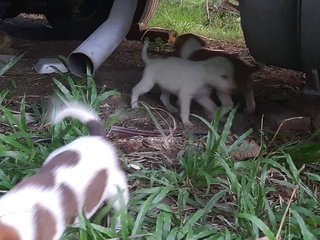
[231,139,260,161]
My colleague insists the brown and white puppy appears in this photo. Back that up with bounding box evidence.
[173,33,206,59]
[173,33,259,114]
[0,102,129,240]
[131,40,236,127]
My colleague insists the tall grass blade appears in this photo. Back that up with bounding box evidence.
[291,209,317,240]
[0,52,24,76]
[238,213,276,240]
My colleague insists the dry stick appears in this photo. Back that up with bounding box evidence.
[14,95,51,99]
[148,106,177,150]
[276,185,299,240]
[269,117,304,147]
[222,1,240,14]
[258,114,265,157]
[205,0,211,23]
[140,102,176,150]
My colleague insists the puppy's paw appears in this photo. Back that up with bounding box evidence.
[115,225,122,233]
[131,103,139,109]
[183,121,194,128]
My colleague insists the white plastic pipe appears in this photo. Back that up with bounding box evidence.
[68,0,138,77]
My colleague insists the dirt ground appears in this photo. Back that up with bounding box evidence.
[1,15,320,141]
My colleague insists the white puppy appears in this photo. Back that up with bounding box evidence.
[0,102,129,240]
[131,41,235,126]
[174,33,258,115]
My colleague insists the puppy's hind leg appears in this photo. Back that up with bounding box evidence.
[131,76,155,109]
[160,91,178,113]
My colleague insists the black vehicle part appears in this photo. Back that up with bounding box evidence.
[0,0,11,17]
[239,0,300,70]
[45,0,158,40]
[300,0,320,72]
[240,0,320,75]
[0,0,46,18]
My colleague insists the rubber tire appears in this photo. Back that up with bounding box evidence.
[0,0,15,18]
[239,0,300,70]
[300,0,320,71]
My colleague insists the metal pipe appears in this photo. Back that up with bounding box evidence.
[68,0,138,77]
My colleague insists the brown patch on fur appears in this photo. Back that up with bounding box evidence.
[14,150,80,191]
[0,223,20,240]
[86,120,105,137]
[188,49,259,94]
[14,171,55,191]
[34,204,57,240]
[141,28,178,43]
[60,184,78,225]
[173,33,259,92]
[41,150,80,172]
[173,34,259,113]
[173,33,206,57]
[83,169,108,213]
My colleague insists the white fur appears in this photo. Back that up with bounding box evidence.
[51,101,99,124]
[176,35,257,115]
[141,40,152,65]
[179,37,204,59]
[132,42,235,126]
[0,102,129,240]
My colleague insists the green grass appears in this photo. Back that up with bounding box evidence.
[0,74,319,239]
[148,0,243,41]
[0,38,319,239]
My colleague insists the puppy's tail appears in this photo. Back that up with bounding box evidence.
[50,101,105,137]
[141,40,152,65]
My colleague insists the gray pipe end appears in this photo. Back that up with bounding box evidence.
[68,52,94,77]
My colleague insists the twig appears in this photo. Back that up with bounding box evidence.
[269,117,305,146]
[205,0,211,23]
[222,1,240,15]
[276,185,299,239]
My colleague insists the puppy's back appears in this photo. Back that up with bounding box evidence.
[173,33,206,58]
[146,57,207,90]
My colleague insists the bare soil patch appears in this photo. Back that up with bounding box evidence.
[1,16,319,161]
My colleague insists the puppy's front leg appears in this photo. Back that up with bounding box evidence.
[160,91,178,113]
[105,172,129,232]
[113,189,129,232]
[194,89,217,118]
[131,76,155,109]
[179,90,193,127]
[217,91,234,117]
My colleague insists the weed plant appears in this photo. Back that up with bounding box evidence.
[0,66,319,239]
